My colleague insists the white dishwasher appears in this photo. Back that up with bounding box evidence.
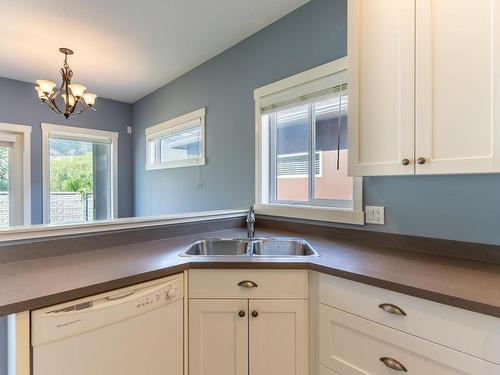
[31,273,184,375]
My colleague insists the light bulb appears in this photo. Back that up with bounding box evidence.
[35,86,48,100]
[68,83,86,98]
[61,93,76,107]
[35,80,56,94]
[83,93,97,106]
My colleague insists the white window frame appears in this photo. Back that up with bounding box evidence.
[41,123,118,224]
[145,107,206,170]
[254,57,364,225]
[0,123,31,226]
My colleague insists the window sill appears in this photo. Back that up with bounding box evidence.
[146,157,206,171]
[254,203,365,225]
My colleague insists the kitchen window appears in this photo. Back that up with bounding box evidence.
[42,123,118,224]
[0,123,31,226]
[145,108,206,170]
[254,58,364,224]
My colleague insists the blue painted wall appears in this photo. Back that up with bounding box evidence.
[132,0,347,216]
[132,0,500,245]
[0,77,134,223]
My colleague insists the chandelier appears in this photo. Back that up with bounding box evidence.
[35,48,97,119]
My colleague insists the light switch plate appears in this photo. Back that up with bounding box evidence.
[365,206,385,225]
[127,126,133,134]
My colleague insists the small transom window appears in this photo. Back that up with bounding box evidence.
[145,108,206,170]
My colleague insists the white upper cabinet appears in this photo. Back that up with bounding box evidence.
[415,0,500,174]
[349,0,500,176]
[348,0,415,176]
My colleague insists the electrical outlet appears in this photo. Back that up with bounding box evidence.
[365,206,385,224]
[127,126,133,134]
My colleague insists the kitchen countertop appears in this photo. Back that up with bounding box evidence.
[1,227,500,318]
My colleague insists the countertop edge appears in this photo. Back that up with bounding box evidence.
[3,259,499,319]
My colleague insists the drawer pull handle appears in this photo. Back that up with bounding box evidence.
[379,303,406,316]
[251,310,259,318]
[239,310,246,317]
[380,357,407,372]
[238,280,258,288]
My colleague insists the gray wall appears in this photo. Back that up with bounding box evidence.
[0,77,134,224]
[133,0,500,245]
[133,0,347,216]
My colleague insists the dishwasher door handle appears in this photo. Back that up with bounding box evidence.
[106,291,134,301]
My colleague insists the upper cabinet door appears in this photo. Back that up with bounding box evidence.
[416,0,500,174]
[348,0,415,176]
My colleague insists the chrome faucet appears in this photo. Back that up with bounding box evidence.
[246,205,255,239]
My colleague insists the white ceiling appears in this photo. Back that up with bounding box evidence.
[0,0,309,103]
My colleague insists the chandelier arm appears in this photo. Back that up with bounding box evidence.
[45,98,63,114]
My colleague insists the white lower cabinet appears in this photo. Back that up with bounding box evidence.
[249,300,308,375]
[320,304,499,375]
[188,269,309,375]
[189,299,248,375]
[318,273,500,375]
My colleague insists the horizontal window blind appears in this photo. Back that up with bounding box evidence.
[260,70,347,114]
[277,152,321,177]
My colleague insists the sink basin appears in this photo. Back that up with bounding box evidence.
[180,237,319,257]
[181,238,249,256]
[251,239,319,256]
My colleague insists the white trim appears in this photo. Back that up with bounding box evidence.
[41,123,119,141]
[7,312,30,375]
[0,123,31,226]
[254,58,348,99]
[254,203,365,225]
[254,59,364,225]
[145,157,207,171]
[145,108,206,170]
[41,123,119,224]
[0,209,246,242]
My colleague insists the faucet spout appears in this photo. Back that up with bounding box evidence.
[246,205,255,239]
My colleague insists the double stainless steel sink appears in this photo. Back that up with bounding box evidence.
[180,237,319,257]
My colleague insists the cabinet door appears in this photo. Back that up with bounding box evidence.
[189,299,248,375]
[348,0,415,176]
[416,0,500,174]
[249,300,308,375]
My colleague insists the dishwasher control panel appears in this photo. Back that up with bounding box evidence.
[136,281,180,309]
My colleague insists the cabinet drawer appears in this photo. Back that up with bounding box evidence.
[320,274,500,364]
[189,269,308,299]
[320,304,500,375]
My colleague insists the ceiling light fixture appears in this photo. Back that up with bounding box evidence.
[35,48,97,119]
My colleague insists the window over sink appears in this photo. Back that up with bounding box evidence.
[254,58,364,225]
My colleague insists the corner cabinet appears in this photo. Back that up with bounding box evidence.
[348,0,500,176]
[188,269,309,375]
[319,274,500,374]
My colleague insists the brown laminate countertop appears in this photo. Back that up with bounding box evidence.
[1,227,500,318]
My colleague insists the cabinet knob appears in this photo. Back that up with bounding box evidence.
[417,157,426,165]
[380,357,407,372]
[401,158,410,166]
[239,310,246,317]
[251,310,259,318]
[379,303,407,316]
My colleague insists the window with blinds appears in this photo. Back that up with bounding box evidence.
[263,77,353,207]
